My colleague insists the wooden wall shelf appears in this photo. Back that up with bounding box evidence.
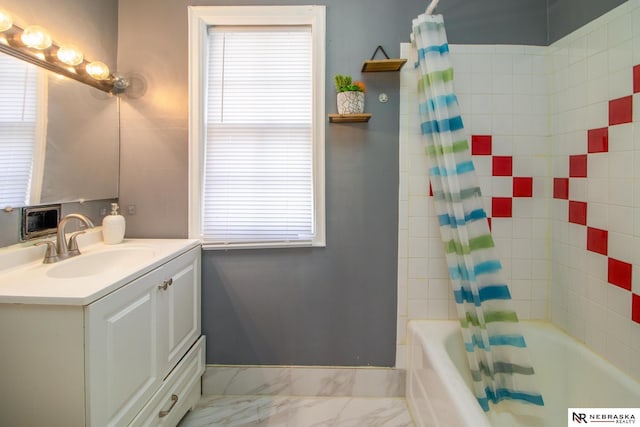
[361,46,407,72]
[361,58,407,72]
[328,113,372,123]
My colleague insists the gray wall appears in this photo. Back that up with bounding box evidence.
[117,0,547,366]
[547,0,628,43]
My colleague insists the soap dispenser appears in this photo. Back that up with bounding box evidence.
[102,203,125,244]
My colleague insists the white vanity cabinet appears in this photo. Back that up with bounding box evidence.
[86,245,203,426]
[0,241,204,427]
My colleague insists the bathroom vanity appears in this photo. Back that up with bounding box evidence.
[0,235,203,426]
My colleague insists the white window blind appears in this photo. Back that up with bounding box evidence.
[0,55,38,208]
[203,27,315,245]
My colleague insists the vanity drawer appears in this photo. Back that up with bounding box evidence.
[130,335,206,427]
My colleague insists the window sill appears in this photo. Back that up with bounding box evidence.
[201,240,325,250]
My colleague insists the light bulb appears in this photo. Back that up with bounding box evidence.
[0,10,12,32]
[21,25,52,49]
[57,45,83,66]
[86,61,110,80]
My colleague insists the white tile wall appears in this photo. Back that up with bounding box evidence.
[548,0,640,382]
[397,1,640,381]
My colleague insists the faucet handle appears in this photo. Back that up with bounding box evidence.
[67,231,86,256]
[35,241,59,264]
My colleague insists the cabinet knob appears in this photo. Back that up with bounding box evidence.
[157,278,173,291]
[158,393,179,418]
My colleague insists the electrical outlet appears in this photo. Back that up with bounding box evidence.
[127,204,136,215]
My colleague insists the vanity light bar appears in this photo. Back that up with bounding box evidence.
[0,13,116,93]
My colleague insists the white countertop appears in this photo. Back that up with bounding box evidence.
[0,229,200,305]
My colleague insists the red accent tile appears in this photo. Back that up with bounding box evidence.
[633,294,640,324]
[608,258,632,291]
[586,227,608,256]
[569,155,587,178]
[492,197,512,218]
[587,128,608,153]
[609,95,633,126]
[513,177,533,197]
[492,156,513,177]
[553,178,569,200]
[472,135,492,155]
[429,182,433,197]
[487,217,492,231]
[568,201,587,225]
[634,65,640,94]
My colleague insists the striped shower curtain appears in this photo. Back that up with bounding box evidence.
[411,12,544,413]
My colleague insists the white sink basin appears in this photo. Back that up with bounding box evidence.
[46,246,157,279]
[0,231,200,305]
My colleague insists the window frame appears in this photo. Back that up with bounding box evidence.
[188,5,326,249]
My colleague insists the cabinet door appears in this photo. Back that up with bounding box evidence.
[157,247,201,378]
[86,268,164,427]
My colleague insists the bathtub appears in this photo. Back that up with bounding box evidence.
[407,320,640,427]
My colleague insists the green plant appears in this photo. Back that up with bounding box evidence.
[334,74,365,92]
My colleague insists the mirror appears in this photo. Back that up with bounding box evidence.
[40,64,119,204]
[0,53,119,208]
[0,0,119,210]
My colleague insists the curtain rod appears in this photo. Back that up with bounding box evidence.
[426,0,439,15]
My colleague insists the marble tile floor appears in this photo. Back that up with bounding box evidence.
[178,395,415,427]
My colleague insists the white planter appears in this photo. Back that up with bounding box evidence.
[337,91,365,114]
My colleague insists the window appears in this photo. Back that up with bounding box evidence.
[0,55,45,208]
[188,6,326,249]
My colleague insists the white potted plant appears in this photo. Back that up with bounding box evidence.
[334,74,366,114]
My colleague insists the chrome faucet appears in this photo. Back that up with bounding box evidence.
[56,213,95,259]
[36,213,95,263]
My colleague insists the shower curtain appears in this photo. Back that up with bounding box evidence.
[411,12,544,413]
